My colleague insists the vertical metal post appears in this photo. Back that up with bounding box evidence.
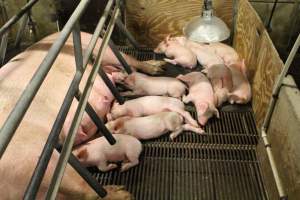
[0,32,8,65]
[108,39,132,74]
[14,13,29,48]
[74,90,116,144]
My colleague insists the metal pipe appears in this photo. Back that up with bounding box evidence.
[266,0,279,32]
[260,34,300,199]
[115,17,140,49]
[98,66,125,104]
[108,39,133,74]
[72,22,83,72]
[261,129,288,199]
[0,0,91,159]
[0,0,39,37]
[14,13,29,48]
[0,32,8,66]
[55,145,107,197]
[74,90,116,144]
[262,33,300,130]
[45,5,119,199]
[23,0,114,198]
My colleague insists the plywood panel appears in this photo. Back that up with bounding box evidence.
[125,0,233,47]
[233,0,284,127]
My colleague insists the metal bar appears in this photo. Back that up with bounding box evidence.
[261,130,287,199]
[74,90,116,144]
[0,0,91,159]
[14,13,29,48]
[259,34,300,200]
[98,66,125,104]
[0,32,8,66]
[115,17,140,49]
[45,4,119,199]
[263,33,300,130]
[108,39,132,74]
[266,0,279,32]
[0,0,39,37]
[23,0,114,198]
[72,22,83,72]
[55,145,107,197]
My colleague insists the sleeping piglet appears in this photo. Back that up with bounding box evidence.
[154,36,197,69]
[177,72,219,126]
[227,60,252,104]
[202,64,233,107]
[107,96,199,127]
[106,112,204,140]
[121,72,186,98]
[73,134,142,172]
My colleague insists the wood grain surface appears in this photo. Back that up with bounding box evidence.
[125,0,233,47]
[233,0,284,127]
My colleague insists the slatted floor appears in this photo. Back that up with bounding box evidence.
[89,46,267,199]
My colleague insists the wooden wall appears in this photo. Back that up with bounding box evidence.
[233,0,284,127]
[125,0,233,47]
[125,0,284,128]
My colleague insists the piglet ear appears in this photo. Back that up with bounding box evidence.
[74,147,88,162]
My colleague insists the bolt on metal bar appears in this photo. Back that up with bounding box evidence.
[115,17,140,49]
[45,4,120,199]
[23,0,114,198]
[14,13,29,48]
[0,0,39,37]
[0,32,8,66]
[55,145,107,197]
[0,0,91,159]
[108,39,133,74]
[74,90,116,144]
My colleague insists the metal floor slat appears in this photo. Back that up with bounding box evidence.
[89,46,267,199]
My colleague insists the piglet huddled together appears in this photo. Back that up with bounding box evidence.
[67,35,252,176]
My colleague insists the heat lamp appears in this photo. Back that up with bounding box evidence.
[183,0,230,43]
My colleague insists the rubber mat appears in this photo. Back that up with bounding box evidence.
[90,46,267,200]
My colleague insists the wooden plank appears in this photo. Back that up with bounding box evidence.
[233,0,284,127]
[125,0,233,47]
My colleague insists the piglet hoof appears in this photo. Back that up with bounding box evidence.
[169,135,176,141]
[139,60,166,75]
[102,185,133,200]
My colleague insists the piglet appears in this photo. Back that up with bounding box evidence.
[154,36,197,69]
[177,72,219,126]
[108,96,199,127]
[73,134,142,172]
[228,60,252,104]
[205,42,240,66]
[106,112,204,140]
[202,64,233,107]
[121,72,186,98]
